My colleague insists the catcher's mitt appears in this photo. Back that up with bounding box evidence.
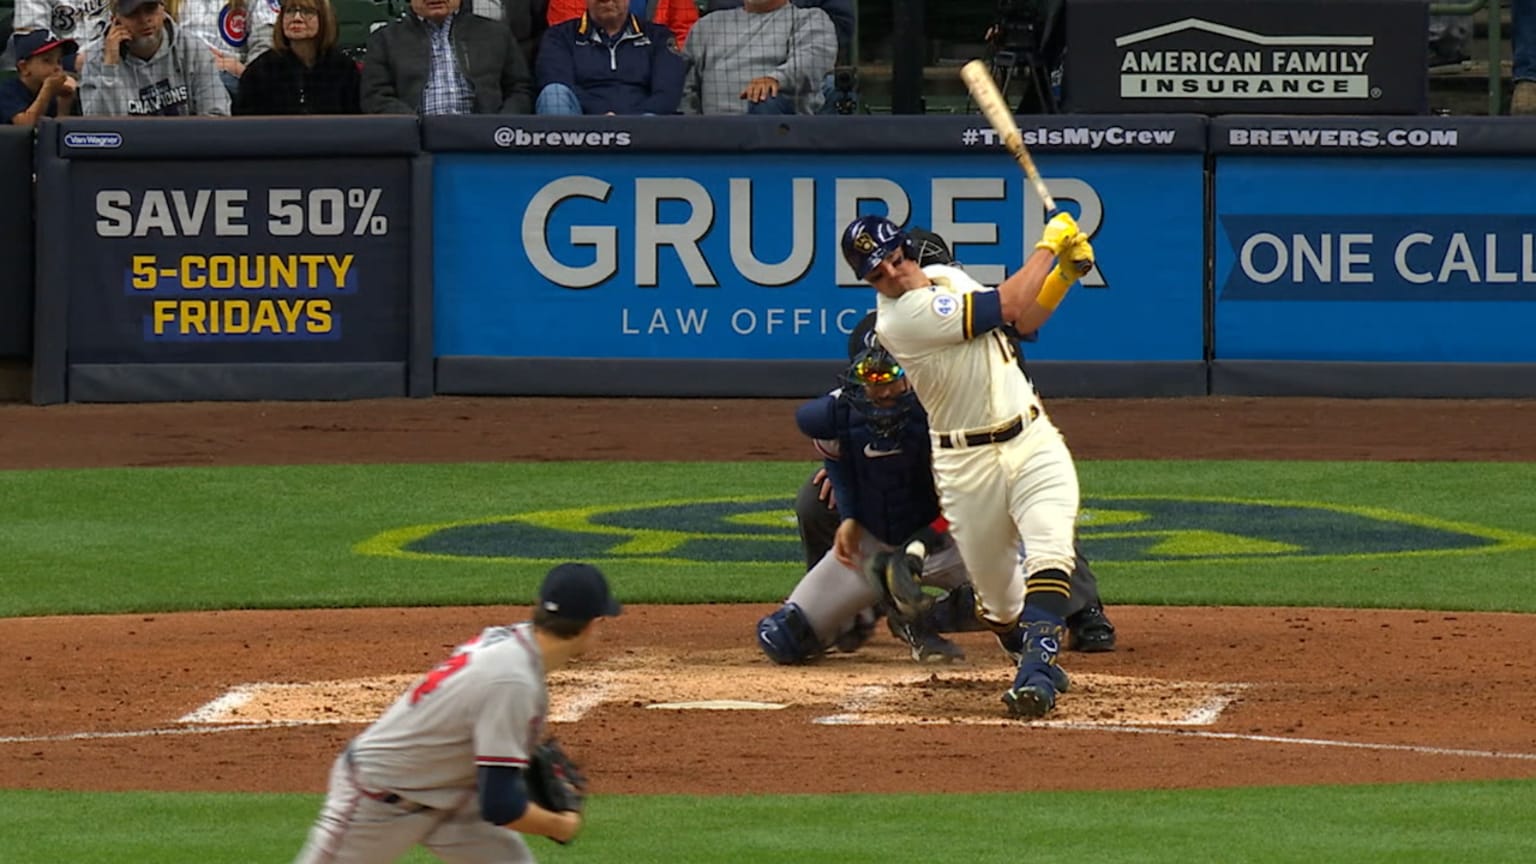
[526,738,588,817]
[864,541,932,619]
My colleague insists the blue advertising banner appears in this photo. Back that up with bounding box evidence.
[433,152,1205,362]
[67,160,412,364]
[1214,156,1536,362]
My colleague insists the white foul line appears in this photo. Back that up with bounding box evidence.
[1040,723,1536,761]
[0,722,312,744]
[3,717,1535,763]
[4,721,1533,764]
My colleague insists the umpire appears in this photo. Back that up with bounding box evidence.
[792,226,1116,652]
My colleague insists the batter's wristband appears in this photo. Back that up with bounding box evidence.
[1037,267,1074,311]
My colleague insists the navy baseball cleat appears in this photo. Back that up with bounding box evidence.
[1003,666,1070,718]
[1002,620,1070,718]
[888,616,966,664]
[1067,605,1117,653]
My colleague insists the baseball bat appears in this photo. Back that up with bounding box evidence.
[959,60,1057,214]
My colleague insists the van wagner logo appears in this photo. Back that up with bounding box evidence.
[1115,18,1378,99]
[63,131,123,149]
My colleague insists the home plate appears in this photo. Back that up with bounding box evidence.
[646,700,788,711]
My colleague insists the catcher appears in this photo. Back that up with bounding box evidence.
[758,339,972,665]
[290,562,615,863]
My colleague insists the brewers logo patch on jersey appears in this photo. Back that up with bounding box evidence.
[931,294,959,317]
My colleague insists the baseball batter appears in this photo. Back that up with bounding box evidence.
[795,236,1117,653]
[291,562,620,863]
[839,212,1095,718]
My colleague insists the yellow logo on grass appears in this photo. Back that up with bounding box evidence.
[355,495,1536,567]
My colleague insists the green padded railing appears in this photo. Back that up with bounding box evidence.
[1432,0,1504,114]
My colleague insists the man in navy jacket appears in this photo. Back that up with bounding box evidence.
[534,0,686,114]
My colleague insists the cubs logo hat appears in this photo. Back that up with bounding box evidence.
[9,29,77,61]
[538,562,622,621]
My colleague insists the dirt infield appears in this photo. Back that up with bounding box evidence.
[3,396,1536,796]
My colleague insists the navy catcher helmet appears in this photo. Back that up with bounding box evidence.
[842,342,918,440]
[906,226,954,267]
[841,215,914,280]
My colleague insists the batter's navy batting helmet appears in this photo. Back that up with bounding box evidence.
[841,215,914,280]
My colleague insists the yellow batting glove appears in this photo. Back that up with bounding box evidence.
[1036,237,1095,311]
[1034,212,1079,256]
[1059,235,1095,282]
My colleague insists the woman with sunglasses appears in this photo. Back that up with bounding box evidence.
[232,0,358,114]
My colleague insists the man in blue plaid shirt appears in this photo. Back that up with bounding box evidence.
[363,0,533,115]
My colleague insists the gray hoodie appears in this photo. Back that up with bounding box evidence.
[80,18,231,116]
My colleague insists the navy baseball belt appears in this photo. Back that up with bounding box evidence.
[937,414,1025,449]
[342,737,427,805]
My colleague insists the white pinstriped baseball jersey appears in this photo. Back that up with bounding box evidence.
[873,263,1042,438]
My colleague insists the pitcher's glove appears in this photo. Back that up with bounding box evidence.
[865,541,932,619]
[526,738,588,820]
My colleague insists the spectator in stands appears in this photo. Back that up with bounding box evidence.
[361,0,533,115]
[534,0,685,115]
[467,0,546,65]
[165,0,278,99]
[704,0,849,59]
[1514,0,1536,114]
[546,0,697,48]
[79,0,232,115]
[15,0,111,70]
[682,0,835,115]
[1,30,80,124]
[705,0,853,114]
[233,0,358,114]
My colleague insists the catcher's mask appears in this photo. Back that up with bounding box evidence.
[842,344,917,440]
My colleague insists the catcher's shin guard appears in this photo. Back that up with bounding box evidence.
[1002,619,1070,718]
[756,603,823,665]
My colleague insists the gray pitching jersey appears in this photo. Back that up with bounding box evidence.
[349,623,547,810]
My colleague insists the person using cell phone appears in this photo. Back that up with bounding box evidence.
[79,0,231,115]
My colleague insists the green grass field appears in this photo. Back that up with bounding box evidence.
[4,781,1536,863]
[3,459,1535,862]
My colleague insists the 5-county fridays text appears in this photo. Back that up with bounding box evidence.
[95,187,389,340]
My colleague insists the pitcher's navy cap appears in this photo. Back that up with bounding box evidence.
[538,563,622,620]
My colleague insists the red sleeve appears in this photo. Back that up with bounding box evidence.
[546,0,584,25]
[662,0,699,47]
